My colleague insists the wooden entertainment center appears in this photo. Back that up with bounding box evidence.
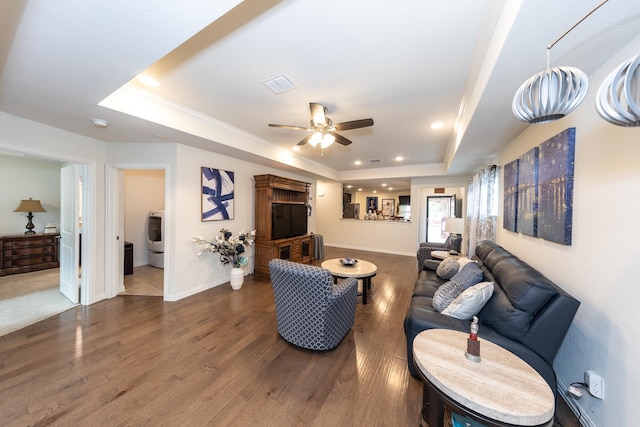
[0,233,60,277]
[254,174,314,278]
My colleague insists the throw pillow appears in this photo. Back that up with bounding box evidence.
[436,257,459,279]
[457,257,475,268]
[449,262,483,289]
[441,281,494,320]
[432,280,465,312]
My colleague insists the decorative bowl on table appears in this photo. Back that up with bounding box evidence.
[339,257,358,266]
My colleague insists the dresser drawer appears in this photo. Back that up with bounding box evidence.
[4,254,56,268]
[4,245,55,258]
[3,236,56,248]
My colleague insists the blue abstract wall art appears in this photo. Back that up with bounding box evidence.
[538,128,575,245]
[503,158,519,232]
[201,167,234,221]
[517,147,539,238]
[503,127,576,245]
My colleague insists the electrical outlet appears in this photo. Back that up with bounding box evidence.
[585,370,604,399]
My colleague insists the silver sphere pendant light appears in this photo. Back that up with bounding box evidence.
[513,63,588,124]
[596,53,640,127]
[512,0,610,124]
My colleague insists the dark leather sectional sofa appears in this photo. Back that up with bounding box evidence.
[404,240,580,394]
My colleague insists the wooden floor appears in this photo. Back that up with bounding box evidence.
[0,247,579,427]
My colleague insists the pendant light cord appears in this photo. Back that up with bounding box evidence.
[545,0,610,68]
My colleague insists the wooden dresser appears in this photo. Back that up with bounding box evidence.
[0,233,60,276]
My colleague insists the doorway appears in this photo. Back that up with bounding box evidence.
[426,195,456,242]
[0,152,91,335]
[106,165,167,298]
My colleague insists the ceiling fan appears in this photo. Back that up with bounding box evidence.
[269,102,373,148]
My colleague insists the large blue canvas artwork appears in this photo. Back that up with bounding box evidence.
[201,167,234,221]
[503,159,519,232]
[517,147,539,237]
[537,128,575,245]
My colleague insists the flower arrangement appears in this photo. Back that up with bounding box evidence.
[192,228,255,268]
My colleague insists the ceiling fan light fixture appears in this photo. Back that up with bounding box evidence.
[596,53,640,127]
[320,133,335,148]
[308,131,322,147]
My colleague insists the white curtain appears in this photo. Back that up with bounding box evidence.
[466,165,499,257]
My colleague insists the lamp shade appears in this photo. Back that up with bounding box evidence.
[444,217,464,235]
[596,53,640,127]
[512,66,589,124]
[14,198,46,213]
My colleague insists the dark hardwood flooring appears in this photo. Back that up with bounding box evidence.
[0,247,579,426]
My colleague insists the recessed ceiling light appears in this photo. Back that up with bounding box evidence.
[381,183,387,187]
[395,156,404,161]
[389,187,394,191]
[358,188,363,191]
[346,185,352,189]
[91,118,109,128]
[354,160,362,166]
[373,190,377,193]
[137,74,160,87]
[431,121,444,130]
[292,146,300,152]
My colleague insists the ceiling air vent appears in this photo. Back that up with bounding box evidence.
[262,73,296,94]
[369,159,382,163]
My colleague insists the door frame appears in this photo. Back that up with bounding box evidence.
[426,195,456,242]
[105,163,169,299]
[0,146,94,305]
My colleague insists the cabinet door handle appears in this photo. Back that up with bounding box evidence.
[42,247,49,253]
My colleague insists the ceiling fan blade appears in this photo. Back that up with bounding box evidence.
[297,134,314,146]
[268,124,309,131]
[330,132,352,146]
[309,102,327,126]
[333,118,374,131]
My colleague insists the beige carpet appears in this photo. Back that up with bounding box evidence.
[0,269,78,337]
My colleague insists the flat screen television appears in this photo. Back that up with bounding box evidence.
[272,203,308,240]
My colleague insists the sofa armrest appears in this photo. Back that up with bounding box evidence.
[404,296,471,376]
[417,243,447,268]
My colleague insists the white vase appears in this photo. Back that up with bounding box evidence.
[229,267,244,290]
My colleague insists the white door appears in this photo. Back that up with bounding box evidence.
[60,164,80,303]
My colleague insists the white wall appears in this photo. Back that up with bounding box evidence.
[124,169,165,266]
[316,182,416,256]
[108,142,316,301]
[0,156,61,234]
[494,37,640,427]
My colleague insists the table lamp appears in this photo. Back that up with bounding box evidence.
[14,198,46,234]
[444,217,464,254]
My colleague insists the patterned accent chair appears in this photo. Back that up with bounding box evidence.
[268,259,358,350]
[416,235,452,269]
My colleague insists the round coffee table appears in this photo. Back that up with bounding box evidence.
[413,329,554,427]
[430,250,463,260]
[321,258,377,304]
